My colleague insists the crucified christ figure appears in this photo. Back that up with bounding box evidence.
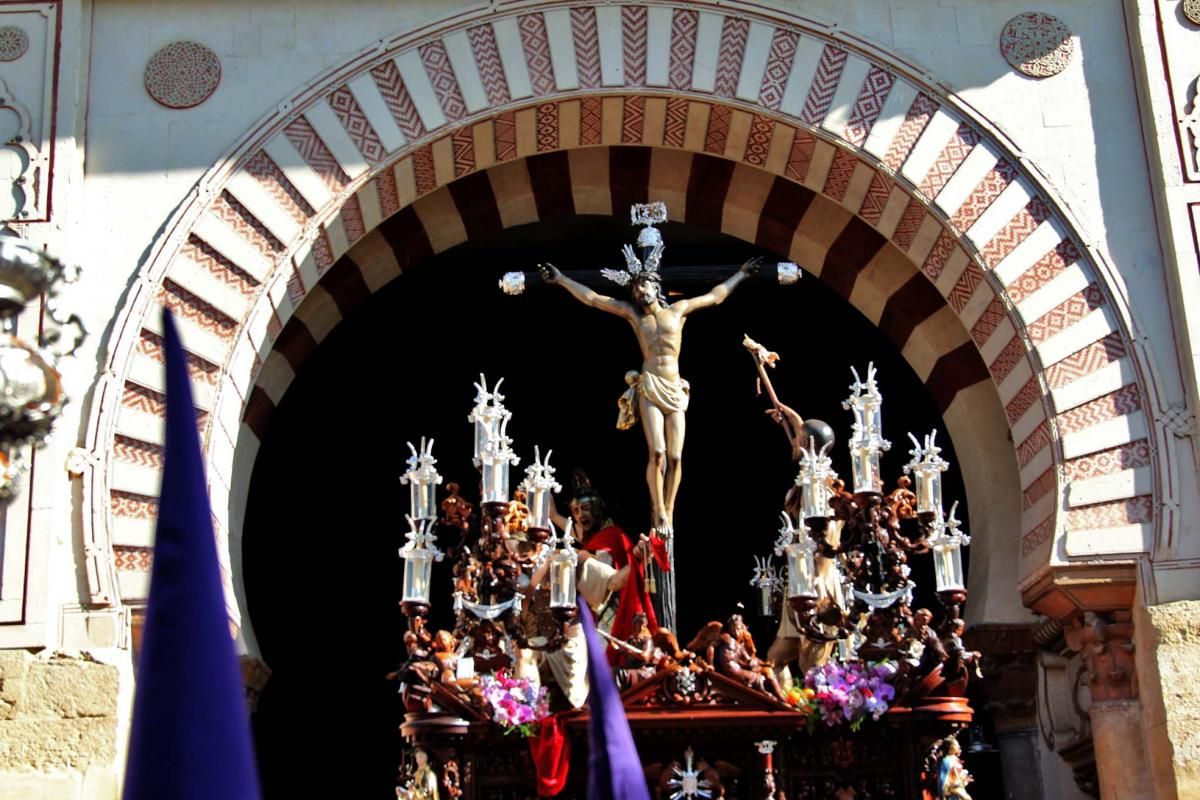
[539,253,759,539]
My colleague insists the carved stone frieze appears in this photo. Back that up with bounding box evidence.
[1064,611,1138,703]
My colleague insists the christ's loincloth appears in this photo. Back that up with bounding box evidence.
[616,370,690,430]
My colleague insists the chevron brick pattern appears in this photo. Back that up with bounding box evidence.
[160,279,238,338]
[340,194,367,242]
[122,383,167,417]
[664,97,688,148]
[312,229,334,272]
[823,148,857,202]
[468,24,510,105]
[705,104,731,154]
[784,128,816,182]
[1023,468,1056,509]
[579,99,601,146]
[844,67,895,146]
[1017,421,1051,468]
[799,45,847,126]
[137,329,221,385]
[622,96,644,144]
[622,6,648,87]
[1066,439,1151,482]
[858,171,892,225]
[950,159,1016,231]
[714,17,751,98]
[744,115,775,167]
[917,123,980,199]
[987,335,1025,385]
[112,490,157,518]
[1005,377,1040,425]
[1021,515,1055,557]
[979,196,1051,269]
[370,60,427,141]
[453,127,476,173]
[243,150,315,224]
[882,92,939,171]
[328,85,387,163]
[181,235,259,297]
[213,191,283,257]
[495,111,519,158]
[1005,239,1082,304]
[1045,331,1127,389]
[376,165,401,217]
[947,261,984,313]
[668,9,699,91]
[921,230,956,281]
[571,7,601,90]
[518,13,556,97]
[892,198,926,251]
[1058,384,1141,434]
[286,266,305,306]
[114,434,165,468]
[758,28,799,111]
[284,117,351,192]
[113,546,154,572]
[1067,496,1152,529]
[970,297,1006,347]
[413,144,437,194]
[1026,284,1105,343]
[540,102,561,150]
[420,40,468,121]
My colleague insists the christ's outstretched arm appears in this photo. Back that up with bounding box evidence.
[539,263,634,320]
[672,256,761,315]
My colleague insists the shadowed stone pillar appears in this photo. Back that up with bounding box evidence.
[1064,612,1151,799]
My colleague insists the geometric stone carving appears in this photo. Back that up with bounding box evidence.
[1000,13,1075,79]
[1161,402,1196,436]
[0,26,29,62]
[1185,0,1200,27]
[144,41,221,109]
[1184,77,1200,180]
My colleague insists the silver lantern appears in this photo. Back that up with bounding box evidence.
[929,502,970,592]
[904,430,949,517]
[400,437,441,522]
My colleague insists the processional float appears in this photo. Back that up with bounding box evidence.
[392,204,981,800]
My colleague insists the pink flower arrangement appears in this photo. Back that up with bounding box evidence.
[480,671,551,737]
[803,660,898,731]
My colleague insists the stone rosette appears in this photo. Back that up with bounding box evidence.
[1185,0,1200,27]
[0,25,29,62]
[144,41,221,109]
[1000,12,1074,79]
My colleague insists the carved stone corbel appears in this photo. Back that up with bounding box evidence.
[1063,611,1137,703]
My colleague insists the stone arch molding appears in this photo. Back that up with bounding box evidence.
[82,0,1166,651]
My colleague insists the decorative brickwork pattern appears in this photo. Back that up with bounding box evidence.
[799,45,847,126]
[468,24,510,105]
[370,60,427,141]
[570,7,601,89]
[243,150,315,225]
[917,123,980,199]
[283,117,351,191]
[1045,332,1127,389]
[518,13,557,97]
[844,67,895,146]
[668,9,699,91]
[419,40,468,121]
[1065,440,1152,481]
[1058,384,1142,434]
[328,85,387,163]
[882,93,938,171]
[713,17,751,98]
[758,28,799,111]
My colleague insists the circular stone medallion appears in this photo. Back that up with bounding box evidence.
[1185,0,1200,27]
[144,41,221,109]
[0,26,29,62]
[1000,12,1075,79]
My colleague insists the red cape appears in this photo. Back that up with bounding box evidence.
[582,525,663,642]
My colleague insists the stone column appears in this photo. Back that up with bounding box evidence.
[1064,612,1152,800]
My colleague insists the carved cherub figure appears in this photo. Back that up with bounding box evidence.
[440,482,474,531]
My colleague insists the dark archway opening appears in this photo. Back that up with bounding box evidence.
[243,214,967,798]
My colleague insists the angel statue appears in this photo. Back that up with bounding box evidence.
[538,202,759,541]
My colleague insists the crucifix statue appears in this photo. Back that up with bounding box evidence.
[538,203,760,540]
